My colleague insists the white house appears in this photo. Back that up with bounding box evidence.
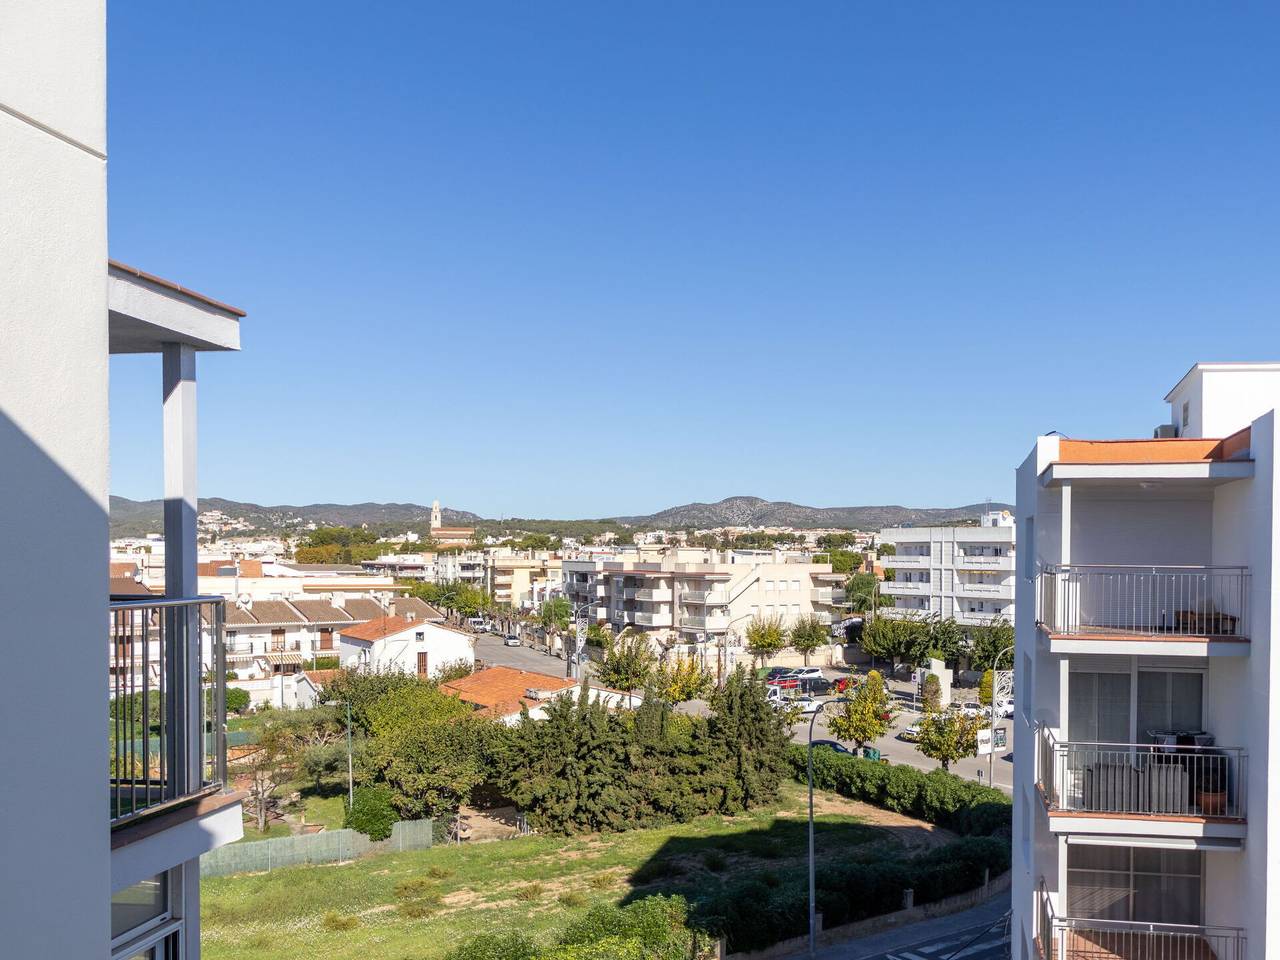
[338,615,475,678]
[1013,362,1273,960]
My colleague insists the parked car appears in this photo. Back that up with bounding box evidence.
[764,667,795,682]
[810,739,853,755]
[791,695,824,715]
[503,633,521,647]
[767,675,801,690]
[956,701,984,718]
[900,722,923,742]
[465,616,490,632]
[789,667,825,681]
[992,697,1015,718]
[800,677,833,695]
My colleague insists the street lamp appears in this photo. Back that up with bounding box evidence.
[807,696,852,958]
[987,644,1015,786]
[718,612,756,685]
[324,699,354,807]
[565,598,595,679]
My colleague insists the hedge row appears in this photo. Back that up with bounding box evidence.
[786,745,1012,837]
[702,836,1010,953]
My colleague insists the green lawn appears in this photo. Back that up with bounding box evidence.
[202,781,899,960]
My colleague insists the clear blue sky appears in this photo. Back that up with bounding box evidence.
[107,3,1280,519]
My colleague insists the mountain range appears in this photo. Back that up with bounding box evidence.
[109,494,1010,537]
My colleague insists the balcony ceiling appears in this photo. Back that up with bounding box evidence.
[108,260,244,354]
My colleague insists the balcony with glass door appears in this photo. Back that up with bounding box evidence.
[1037,857,1244,960]
[1036,669,1246,838]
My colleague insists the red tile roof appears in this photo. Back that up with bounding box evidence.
[340,615,415,642]
[440,666,575,713]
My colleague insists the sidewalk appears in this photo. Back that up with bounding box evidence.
[792,890,1011,960]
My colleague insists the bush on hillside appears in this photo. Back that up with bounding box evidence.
[343,785,397,841]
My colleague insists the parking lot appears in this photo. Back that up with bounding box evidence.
[781,666,1015,792]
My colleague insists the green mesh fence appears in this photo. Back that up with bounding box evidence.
[200,818,433,877]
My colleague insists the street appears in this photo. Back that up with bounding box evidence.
[473,632,595,680]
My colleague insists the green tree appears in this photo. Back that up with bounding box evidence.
[362,683,493,819]
[596,630,658,691]
[921,673,942,714]
[967,616,1014,671]
[877,542,897,556]
[707,668,790,813]
[979,670,994,706]
[655,656,714,702]
[845,571,880,613]
[859,615,930,676]
[744,615,786,668]
[927,616,965,665]
[538,596,572,636]
[788,614,828,666]
[816,533,860,551]
[316,668,426,735]
[827,669,896,748]
[917,710,981,771]
[828,549,862,574]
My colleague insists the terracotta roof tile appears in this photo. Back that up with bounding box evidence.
[245,600,306,625]
[340,615,415,642]
[391,597,446,621]
[341,598,387,622]
[440,666,575,711]
[290,599,354,624]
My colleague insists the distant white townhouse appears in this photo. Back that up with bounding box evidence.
[338,615,474,678]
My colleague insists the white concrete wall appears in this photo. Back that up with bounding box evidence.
[0,2,108,955]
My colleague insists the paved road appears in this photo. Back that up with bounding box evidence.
[473,633,593,680]
[807,895,1011,960]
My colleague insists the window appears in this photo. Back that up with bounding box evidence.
[1067,846,1202,926]
[415,631,425,642]
[765,580,774,591]
[1023,518,1035,582]
[1021,653,1033,725]
[750,605,759,617]
[417,652,429,676]
[791,603,800,616]
[1068,671,1131,743]
[1182,401,1190,429]
[112,874,168,941]
[792,580,801,592]
[1137,671,1203,740]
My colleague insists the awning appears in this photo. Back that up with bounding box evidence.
[1065,834,1243,852]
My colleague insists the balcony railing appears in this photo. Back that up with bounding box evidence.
[811,588,846,604]
[1037,880,1244,960]
[1037,727,1246,821]
[1039,564,1250,639]
[110,596,228,827]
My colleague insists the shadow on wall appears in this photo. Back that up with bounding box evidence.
[0,409,111,954]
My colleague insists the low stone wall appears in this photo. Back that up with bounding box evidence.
[724,870,1011,960]
[200,818,433,877]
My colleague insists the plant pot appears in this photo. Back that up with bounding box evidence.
[1198,790,1227,816]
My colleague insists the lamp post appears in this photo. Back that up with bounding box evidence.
[566,598,595,680]
[325,699,354,807]
[719,612,756,685]
[807,696,852,958]
[987,644,1015,786]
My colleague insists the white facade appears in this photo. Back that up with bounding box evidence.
[561,547,846,666]
[878,512,1016,625]
[339,620,476,678]
[1013,363,1275,960]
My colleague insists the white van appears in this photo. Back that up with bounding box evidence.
[465,617,489,632]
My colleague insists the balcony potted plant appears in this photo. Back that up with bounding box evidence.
[1196,754,1228,816]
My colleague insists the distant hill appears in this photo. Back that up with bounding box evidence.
[108,496,480,538]
[109,494,1009,537]
[611,496,1012,530]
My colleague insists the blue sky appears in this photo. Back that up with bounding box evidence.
[107,3,1280,518]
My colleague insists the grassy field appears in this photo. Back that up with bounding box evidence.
[202,781,914,960]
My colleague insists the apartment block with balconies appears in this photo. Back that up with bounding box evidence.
[1012,362,1280,960]
[878,512,1016,626]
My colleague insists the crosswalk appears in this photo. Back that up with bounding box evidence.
[873,918,1009,960]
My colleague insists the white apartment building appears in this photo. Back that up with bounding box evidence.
[2,2,247,950]
[878,511,1016,625]
[1013,362,1279,960]
[562,548,846,668]
[362,549,487,585]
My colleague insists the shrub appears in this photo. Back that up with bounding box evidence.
[445,932,539,960]
[588,873,614,890]
[427,865,454,880]
[343,785,398,841]
[558,896,690,951]
[395,877,439,901]
[785,745,1011,836]
[225,687,251,714]
[514,883,544,902]
[397,898,437,919]
[321,911,359,931]
[558,891,588,908]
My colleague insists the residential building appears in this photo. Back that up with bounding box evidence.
[1,3,247,950]
[440,666,643,725]
[338,615,475,677]
[1013,362,1273,960]
[561,548,846,667]
[878,511,1016,625]
[362,549,488,585]
[486,552,563,610]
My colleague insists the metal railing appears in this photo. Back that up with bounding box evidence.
[110,596,228,826]
[1037,880,1244,960]
[1039,564,1249,638]
[1037,727,1246,821]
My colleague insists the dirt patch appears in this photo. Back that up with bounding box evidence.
[459,804,526,842]
[780,793,955,849]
